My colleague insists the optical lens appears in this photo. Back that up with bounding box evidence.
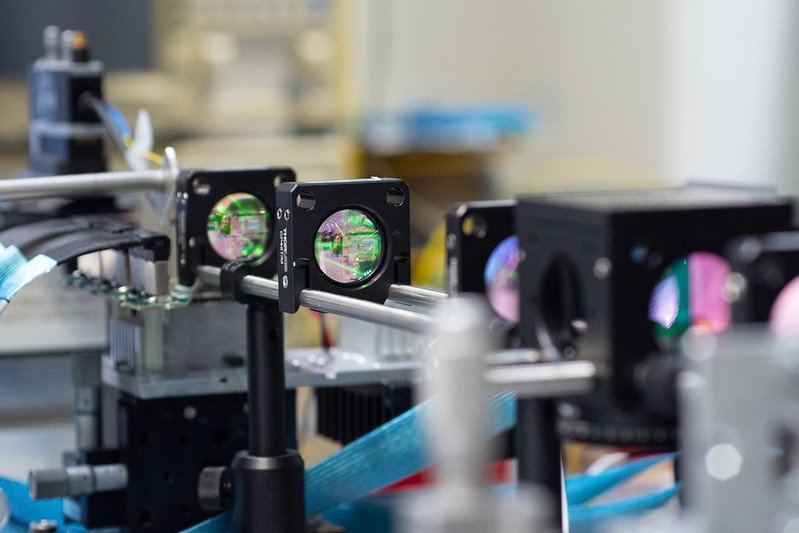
[484,236,520,323]
[649,251,730,347]
[314,208,383,285]
[770,276,799,334]
[207,193,271,261]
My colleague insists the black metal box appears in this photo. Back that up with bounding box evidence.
[516,185,793,444]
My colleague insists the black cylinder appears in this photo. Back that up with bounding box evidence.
[246,301,286,457]
[637,353,683,421]
[231,451,305,533]
[516,398,562,528]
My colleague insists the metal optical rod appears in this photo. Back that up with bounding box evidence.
[485,360,597,398]
[196,265,436,333]
[0,169,172,199]
[387,284,448,307]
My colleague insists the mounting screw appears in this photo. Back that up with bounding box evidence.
[198,467,232,511]
[593,257,612,279]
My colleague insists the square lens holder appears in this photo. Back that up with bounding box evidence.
[727,231,799,324]
[176,167,295,286]
[516,185,792,445]
[276,178,411,313]
[446,199,516,294]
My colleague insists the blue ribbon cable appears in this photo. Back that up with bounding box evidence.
[306,391,517,515]
[318,483,680,533]
[2,388,675,532]
[0,246,26,283]
[0,380,677,533]
[183,393,676,533]
[566,452,677,505]
[568,484,680,532]
[1,379,676,532]
[0,244,56,307]
[0,478,84,532]
[183,392,517,533]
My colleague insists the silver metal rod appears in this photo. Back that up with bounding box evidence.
[485,348,545,366]
[485,360,597,398]
[196,265,224,288]
[196,265,436,333]
[241,273,279,300]
[0,169,171,199]
[301,289,435,332]
[387,284,448,306]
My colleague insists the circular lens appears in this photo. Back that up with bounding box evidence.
[207,193,272,261]
[770,276,799,334]
[648,251,731,347]
[484,236,520,323]
[314,208,383,285]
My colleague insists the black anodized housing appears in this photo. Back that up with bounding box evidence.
[516,185,793,445]
[727,231,799,324]
[176,167,295,286]
[276,178,411,313]
[445,199,516,295]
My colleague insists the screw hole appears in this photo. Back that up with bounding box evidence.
[386,187,405,207]
[462,214,487,239]
[296,192,316,210]
[192,177,211,196]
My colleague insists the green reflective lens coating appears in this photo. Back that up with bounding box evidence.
[207,193,271,261]
[314,209,383,285]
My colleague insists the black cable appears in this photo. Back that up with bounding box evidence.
[80,93,128,156]
[0,218,85,255]
[0,216,133,257]
[40,231,145,264]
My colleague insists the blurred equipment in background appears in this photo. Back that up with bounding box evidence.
[362,105,534,242]
[27,26,106,176]
[7,3,799,533]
